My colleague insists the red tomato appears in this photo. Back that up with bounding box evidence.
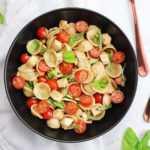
[80,94,92,107]
[36,27,47,39]
[89,47,101,58]
[38,60,51,72]
[59,61,73,75]
[20,53,29,64]
[75,70,88,83]
[74,120,87,134]
[112,51,125,64]
[67,83,82,98]
[26,98,38,108]
[12,76,25,89]
[43,109,53,119]
[94,93,103,104]
[115,76,126,86]
[56,31,70,43]
[38,76,48,83]
[111,90,124,104]
[65,101,78,115]
[37,100,50,114]
[46,79,58,90]
[75,20,88,33]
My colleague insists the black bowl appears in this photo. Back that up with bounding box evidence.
[4,8,138,142]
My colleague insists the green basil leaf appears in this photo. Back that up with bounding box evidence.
[96,104,112,111]
[99,30,102,52]
[0,12,4,24]
[73,123,82,132]
[90,58,99,64]
[25,81,33,90]
[93,29,102,52]
[33,81,38,86]
[107,63,112,72]
[123,128,139,150]
[45,99,56,108]
[68,78,76,83]
[68,32,84,46]
[87,114,93,120]
[61,73,72,79]
[32,97,37,99]
[63,51,76,63]
[107,53,113,62]
[28,40,42,54]
[40,47,48,53]
[46,69,57,80]
[92,80,109,90]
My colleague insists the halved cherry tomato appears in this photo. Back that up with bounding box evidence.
[43,109,53,119]
[111,90,124,104]
[75,70,88,83]
[26,98,38,108]
[112,51,125,64]
[94,93,103,104]
[74,120,87,134]
[46,79,58,90]
[65,101,78,115]
[37,100,50,114]
[56,31,70,43]
[20,53,29,64]
[67,83,82,98]
[89,47,101,58]
[115,76,126,86]
[75,20,88,33]
[80,94,92,107]
[59,61,73,75]
[38,76,48,83]
[38,60,51,72]
[12,76,25,89]
[36,27,47,39]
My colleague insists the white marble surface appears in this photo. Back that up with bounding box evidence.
[0,0,150,149]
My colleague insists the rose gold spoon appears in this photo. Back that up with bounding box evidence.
[131,0,149,76]
[144,97,150,122]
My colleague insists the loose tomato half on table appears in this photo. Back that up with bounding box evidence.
[73,120,87,134]
[12,76,26,89]
[75,20,88,33]
[67,83,82,98]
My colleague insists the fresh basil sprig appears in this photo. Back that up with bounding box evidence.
[90,58,99,64]
[123,128,150,150]
[0,12,4,24]
[73,123,82,132]
[61,73,72,79]
[28,40,42,54]
[68,32,84,46]
[96,104,112,111]
[107,63,112,72]
[120,63,126,87]
[63,51,76,63]
[46,98,65,109]
[25,81,33,90]
[46,68,57,80]
[93,29,102,52]
[92,80,109,91]
[40,47,48,53]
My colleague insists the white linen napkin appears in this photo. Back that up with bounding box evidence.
[0,0,150,150]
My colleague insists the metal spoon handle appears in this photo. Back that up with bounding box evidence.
[131,0,149,76]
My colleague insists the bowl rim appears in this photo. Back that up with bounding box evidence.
[4,7,138,143]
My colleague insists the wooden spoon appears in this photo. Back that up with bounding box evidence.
[131,0,149,76]
[144,97,150,122]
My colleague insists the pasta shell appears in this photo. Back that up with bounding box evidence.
[26,55,39,68]
[47,118,60,129]
[102,33,111,46]
[81,83,96,95]
[79,96,95,110]
[100,51,111,65]
[18,64,34,73]
[26,39,42,55]
[31,104,43,119]
[59,20,69,30]
[44,49,58,67]
[65,23,76,36]
[47,36,55,49]
[23,87,34,97]
[36,58,45,76]
[88,25,99,31]
[106,62,122,78]
[77,111,92,124]
[102,44,116,53]
[47,28,61,39]
[51,39,63,51]
[19,71,37,81]
[103,94,111,106]
[74,69,93,83]
[91,61,105,77]
[53,109,64,120]
[75,39,93,52]
[91,104,105,121]
[33,82,51,100]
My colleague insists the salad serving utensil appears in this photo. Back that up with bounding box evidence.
[130,0,149,77]
[144,97,150,122]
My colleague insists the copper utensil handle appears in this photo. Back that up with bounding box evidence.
[131,0,149,76]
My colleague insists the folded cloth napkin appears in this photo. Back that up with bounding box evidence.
[0,0,150,150]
